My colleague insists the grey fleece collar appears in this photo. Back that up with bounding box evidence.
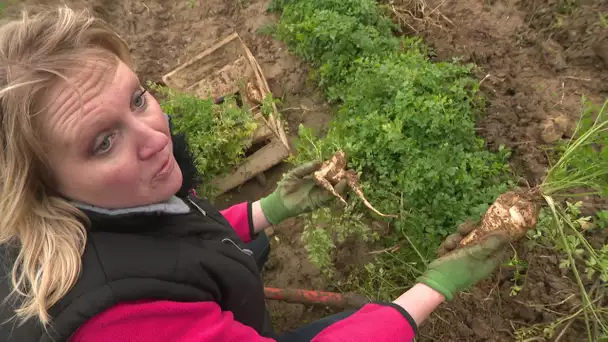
[71,195,191,216]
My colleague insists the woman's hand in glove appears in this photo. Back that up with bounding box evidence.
[259,162,347,225]
[416,226,509,301]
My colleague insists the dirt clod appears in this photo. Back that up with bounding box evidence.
[540,113,576,143]
[541,118,565,143]
[592,34,608,67]
[553,114,575,137]
[540,38,568,71]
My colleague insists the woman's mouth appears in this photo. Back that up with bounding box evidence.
[154,153,174,181]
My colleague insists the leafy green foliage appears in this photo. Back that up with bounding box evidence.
[541,99,608,198]
[301,206,378,276]
[523,201,608,341]
[597,210,608,228]
[271,0,398,94]
[261,93,280,119]
[542,197,608,340]
[151,84,257,198]
[537,98,608,285]
[273,0,512,278]
[529,202,608,284]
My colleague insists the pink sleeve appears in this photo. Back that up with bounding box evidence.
[70,301,417,342]
[219,202,253,243]
[70,300,275,342]
[313,303,416,342]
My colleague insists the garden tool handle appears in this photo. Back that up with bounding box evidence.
[264,287,371,309]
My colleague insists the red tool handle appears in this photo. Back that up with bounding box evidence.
[264,287,370,309]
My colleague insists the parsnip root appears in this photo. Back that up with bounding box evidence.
[459,191,539,247]
[313,150,398,218]
[315,169,348,206]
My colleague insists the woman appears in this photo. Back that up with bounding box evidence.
[0,6,508,342]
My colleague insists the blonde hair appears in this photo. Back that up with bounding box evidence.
[0,6,131,327]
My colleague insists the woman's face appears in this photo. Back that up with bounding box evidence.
[43,57,183,209]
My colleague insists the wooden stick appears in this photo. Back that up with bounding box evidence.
[238,36,291,152]
[162,32,240,88]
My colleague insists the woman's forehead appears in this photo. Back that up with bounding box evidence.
[53,57,119,95]
[42,59,133,147]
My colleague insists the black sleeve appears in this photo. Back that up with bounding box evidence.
[247,201,258,240]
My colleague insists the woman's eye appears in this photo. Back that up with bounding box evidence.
[94,134,115,155]
[132,89,148,109]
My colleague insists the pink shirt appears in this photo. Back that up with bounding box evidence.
[69,202,417,341]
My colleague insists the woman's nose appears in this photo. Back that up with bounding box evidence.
[135,120,169,160]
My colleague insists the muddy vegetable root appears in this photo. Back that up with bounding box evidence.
[313,150,398,218]
[458,191,540,247]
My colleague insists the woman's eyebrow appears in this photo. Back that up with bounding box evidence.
[70,80,141,149]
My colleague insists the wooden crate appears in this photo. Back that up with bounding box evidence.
[162,32,291,195]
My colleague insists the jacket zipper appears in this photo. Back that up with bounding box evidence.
[221,238,254,257]
[187,198,207,216]
[187,198,254,257]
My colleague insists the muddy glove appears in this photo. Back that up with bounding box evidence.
[259,162,348,225]
[436,220,477,258]
[417,230,509,301]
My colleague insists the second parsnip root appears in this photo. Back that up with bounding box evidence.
[458,191,539,247]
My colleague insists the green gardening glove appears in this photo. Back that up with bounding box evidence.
[417,232,509,301]
[259,162,348,225]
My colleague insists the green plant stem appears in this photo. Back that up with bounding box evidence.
[560,215,601,263]
[543,168,606,192]
[386,251,423,277]
[544,195,594,341]
[303,131,323,161]
[400,192,428,265]
[543,101,607,190]
[401,230,427,266]
[558,212,608,331]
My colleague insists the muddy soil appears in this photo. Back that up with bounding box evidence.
[6,0,607,339]
[419,243,593,342]
[398,0,608,186]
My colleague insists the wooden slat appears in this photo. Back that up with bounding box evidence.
[185,56,249,99]
[251,119,275,144]
[162,33,240,89]
[210,138,289,194]
[241,42,291,152]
